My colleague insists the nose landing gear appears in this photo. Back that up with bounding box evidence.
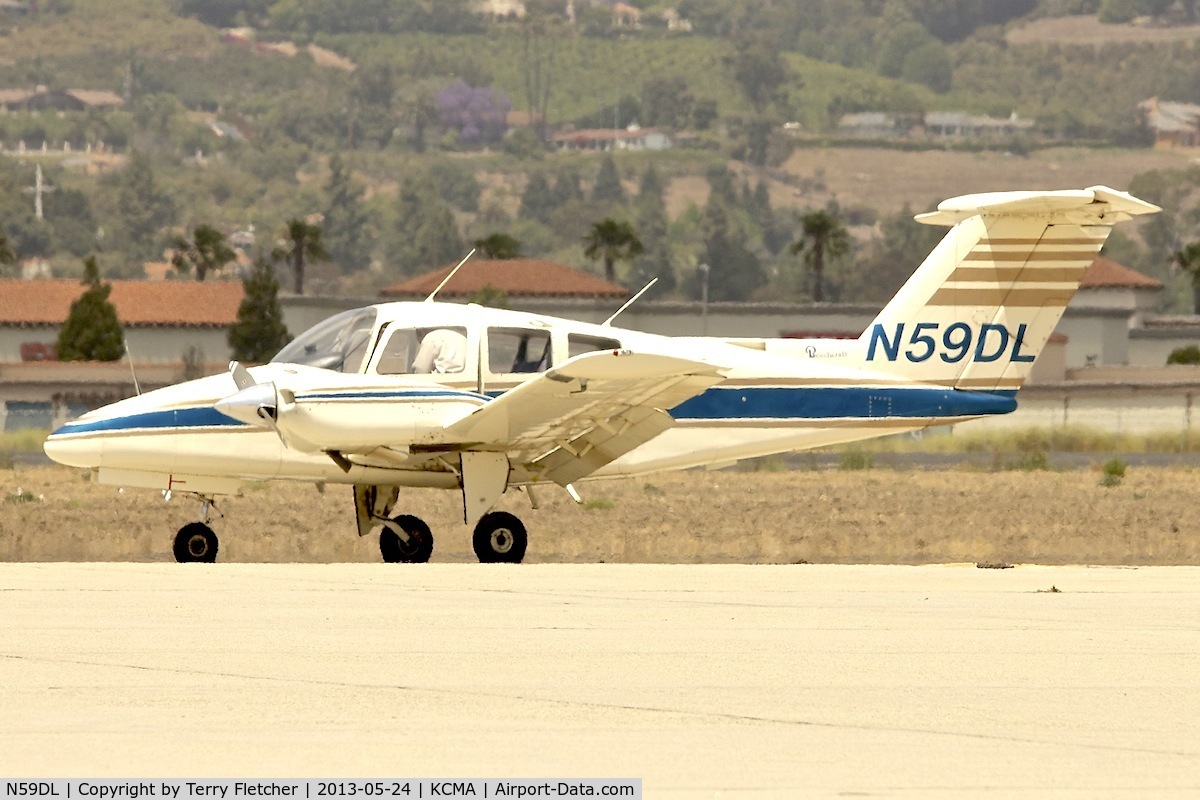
[380,514,434,563]
[173,495,220,563]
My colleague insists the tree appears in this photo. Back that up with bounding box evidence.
[473,233,521,259]
[1173,241,1200,314]
[699,201,765,302]
[112,150,176,262]
[273,218,330,296]
[592,155,626,204]
[583,218,644,283]
[435,80,512,145]
[790,207,851,303]
[170,224,236,282]
[727,33,789,115]
[57,256,124,362]
[0,230,15,276]
[229,257,291,363]
[519,173,556,223]
[322,154,370,273]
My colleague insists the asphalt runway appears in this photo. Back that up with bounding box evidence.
[1,564,1198,798]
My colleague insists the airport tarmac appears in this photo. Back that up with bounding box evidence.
[1,563,1198,798]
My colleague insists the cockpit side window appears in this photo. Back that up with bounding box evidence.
[568,334,622,359]
[271,307,378,373]
[488,328,552,374]
[376,327,468,375]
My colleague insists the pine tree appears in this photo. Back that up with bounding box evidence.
[57,256,124,362]
[519,172,555,222]
[322,154,371,273]
[592,155,626,204]
[229,257,291,363]
[701,202,764,302]
[113,150,176,262]
[0,230,15,275]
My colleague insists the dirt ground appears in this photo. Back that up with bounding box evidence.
[2,464,1197,565]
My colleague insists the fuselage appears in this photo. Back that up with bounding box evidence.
[44,300,1015,493]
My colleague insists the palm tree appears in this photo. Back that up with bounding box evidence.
[583,218,644,284]
[272,218,330,296]
[0,230,15,276]
[789,208,851,303]
[170,224,236,282]
[1175,242,1200,314]
[473,233,521,260]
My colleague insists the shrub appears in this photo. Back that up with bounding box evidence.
[1167,345,1200,365]
[1100,457,1127,488]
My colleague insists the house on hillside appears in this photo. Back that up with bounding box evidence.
[380,258,628,302]
[472,0,525,19]
[549,123,670,152]
[923,111,1034,139]
[1139,96,1200,148]
[0,87,124,112]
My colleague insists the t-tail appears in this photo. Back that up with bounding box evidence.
[858,186,1159,392]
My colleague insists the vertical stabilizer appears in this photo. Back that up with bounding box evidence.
[857,186,1159,391]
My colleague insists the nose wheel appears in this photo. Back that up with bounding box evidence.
[473,511,527,564]
[173,522,218,563]
[380,514,434,563]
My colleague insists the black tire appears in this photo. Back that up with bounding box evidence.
[472,511,527,564]
[380,514,434,563]
[173,522,218,563]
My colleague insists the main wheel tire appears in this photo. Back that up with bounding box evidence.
[472,511,527,564]
[173,522,218,563]
[380,515,434,563]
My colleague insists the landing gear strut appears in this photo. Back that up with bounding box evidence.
[173,496,219,563]
[473,511,527,564]
[380,514,434,563]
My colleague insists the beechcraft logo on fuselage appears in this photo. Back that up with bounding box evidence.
[866,322,1036,364]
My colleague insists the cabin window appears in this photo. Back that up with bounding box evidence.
[376,327,468,375]
[488,328,552,374]
[272,307,377,374]
[568,334,622,359]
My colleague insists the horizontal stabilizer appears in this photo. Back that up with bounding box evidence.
[916,185,1160,227]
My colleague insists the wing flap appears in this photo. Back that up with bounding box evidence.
[533,406,674,486]
[446,351,724,482]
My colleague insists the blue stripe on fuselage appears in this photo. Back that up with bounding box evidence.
[53,406,249,436]
[669,386,1017,420]
[51,385,1017,438]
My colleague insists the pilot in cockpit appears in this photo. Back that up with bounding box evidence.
[412,328,468,374]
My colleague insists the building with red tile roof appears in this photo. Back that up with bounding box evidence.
[1080,255,1163,289]
[380,259,628,300]
[0,279,243,366]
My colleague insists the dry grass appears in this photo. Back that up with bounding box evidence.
[2,465,1197,565]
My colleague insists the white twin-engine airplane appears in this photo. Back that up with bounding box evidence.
[45,186,1158,563]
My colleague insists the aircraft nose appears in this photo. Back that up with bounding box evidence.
[43,432,102,469]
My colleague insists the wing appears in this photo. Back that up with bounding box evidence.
[447,350,724,486]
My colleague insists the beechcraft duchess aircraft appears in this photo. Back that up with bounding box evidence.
[45,186,1158,563]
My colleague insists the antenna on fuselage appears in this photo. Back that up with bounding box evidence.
[602,277,657,327]
[123,340,141,396]
[425,249,476,302]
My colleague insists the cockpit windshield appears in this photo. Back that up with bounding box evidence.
[271,307,378,373]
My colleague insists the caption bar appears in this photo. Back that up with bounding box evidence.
[3,782,641,800]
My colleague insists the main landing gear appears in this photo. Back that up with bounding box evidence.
[373,511,528,564]
[173,496,220,563]
[472,511,528,564]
